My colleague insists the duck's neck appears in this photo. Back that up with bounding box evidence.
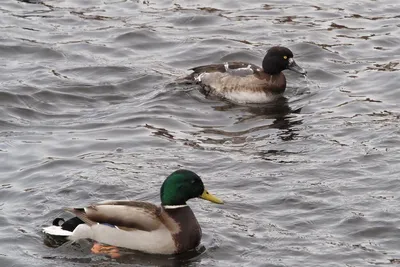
[264,72,286,94]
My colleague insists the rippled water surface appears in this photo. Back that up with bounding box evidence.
[1,0,400,266]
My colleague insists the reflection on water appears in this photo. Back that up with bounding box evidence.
[43,236,206,266]
[210,96,303,141]
[114,246,206,266]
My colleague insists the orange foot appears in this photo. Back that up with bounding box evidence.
[91,242,121,259]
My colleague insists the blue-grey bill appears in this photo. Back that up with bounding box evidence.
[288,60,307,75]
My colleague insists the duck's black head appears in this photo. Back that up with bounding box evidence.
[262,46,307,75]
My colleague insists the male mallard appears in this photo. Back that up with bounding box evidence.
[186,46,307,104]
[43,169,223,255]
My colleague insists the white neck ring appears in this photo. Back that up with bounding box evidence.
[163,205,188,209]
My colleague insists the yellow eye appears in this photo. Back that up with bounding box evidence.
[283,56,288,60]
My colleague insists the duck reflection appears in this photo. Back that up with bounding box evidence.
[144,85,304,147]
[43,237,205,266]
[112,245,205,266]
[211,96,303,142]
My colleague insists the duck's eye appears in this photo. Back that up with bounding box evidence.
[283,56,288,60]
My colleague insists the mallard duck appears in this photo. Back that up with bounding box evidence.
[186,46,307,104]
[43,169,223,255]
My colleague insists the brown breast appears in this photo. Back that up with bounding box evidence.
[253,71,287,94]
[161,206,202,254]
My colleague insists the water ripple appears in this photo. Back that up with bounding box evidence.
[1,0,400,266]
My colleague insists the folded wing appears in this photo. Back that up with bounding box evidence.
[68,200,162,231]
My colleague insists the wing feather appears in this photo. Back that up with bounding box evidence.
[189,62,261,79]
[67,201,162,231]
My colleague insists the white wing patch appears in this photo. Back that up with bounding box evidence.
[224,62,229,72]
[195,63,255,82]
[224,63,254,77]
[195,72,206,82]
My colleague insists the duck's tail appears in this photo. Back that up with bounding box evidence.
[43,217,84,237]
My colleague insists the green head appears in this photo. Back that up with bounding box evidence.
[160,169,223,206]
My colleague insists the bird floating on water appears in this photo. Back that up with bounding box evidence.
[43,169,223,256]
[186,46,307,104]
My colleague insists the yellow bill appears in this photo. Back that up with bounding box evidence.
[200,189,223,204]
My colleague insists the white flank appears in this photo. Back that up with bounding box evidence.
[76,224,175,254]
[222,90,278,104]
[69,224,92,240]
[45,220,177,254]
[42,225,73,236]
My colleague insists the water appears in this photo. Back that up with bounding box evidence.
[1,0,400,266]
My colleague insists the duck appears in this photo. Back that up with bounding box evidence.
[186,46,307,104]
[42,169,223,255]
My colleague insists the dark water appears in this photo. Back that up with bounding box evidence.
[1,0,400,266]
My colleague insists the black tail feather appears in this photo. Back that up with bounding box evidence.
[53,216,85,232]
[52,218,65,226]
